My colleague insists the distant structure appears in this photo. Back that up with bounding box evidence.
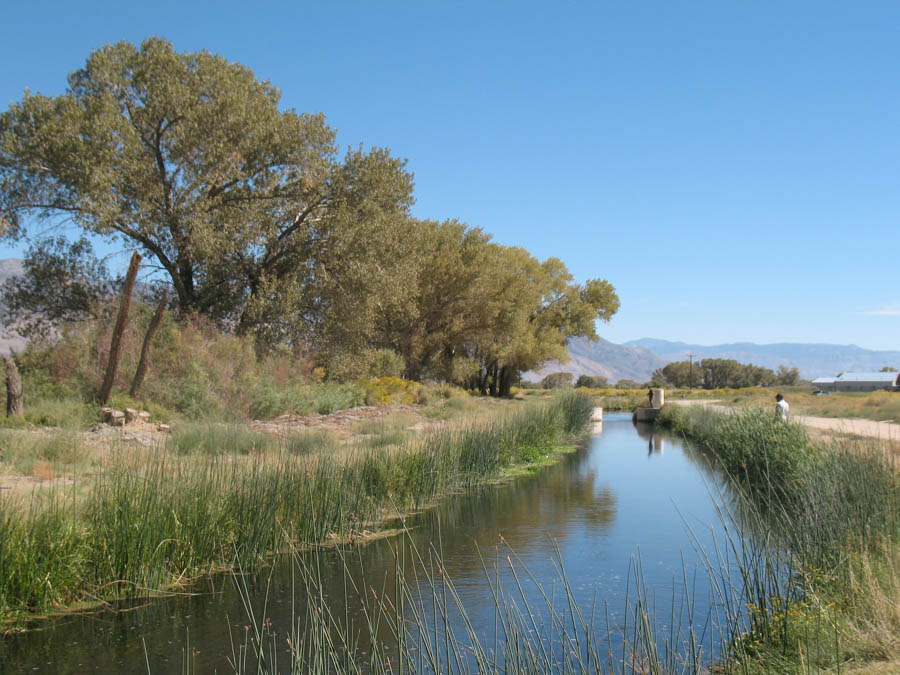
[634,388,665,422]
[812,372,900,393]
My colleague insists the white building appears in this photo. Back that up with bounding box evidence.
[813,372,899,393]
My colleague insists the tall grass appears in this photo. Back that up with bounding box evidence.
[219,401,898,674]
[226,537,710,675]
[0,391,593,625]
[660,404,899,672]
[659,406,812,501]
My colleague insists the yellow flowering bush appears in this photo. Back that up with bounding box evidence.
[364,377,421,405]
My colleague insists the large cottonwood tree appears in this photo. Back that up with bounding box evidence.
[373,219,619,395]
[0,38,414,348]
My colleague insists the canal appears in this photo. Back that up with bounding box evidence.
[1,412,746,673]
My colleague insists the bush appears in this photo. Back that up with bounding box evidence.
[10,310,368,423]
[363,377,421,405]
[540,372,574,389]
[575,374,608,388]
[368,349,405,378]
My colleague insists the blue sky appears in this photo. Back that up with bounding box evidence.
[2,1,898,350]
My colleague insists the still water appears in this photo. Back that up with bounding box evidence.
[1,413,743,673]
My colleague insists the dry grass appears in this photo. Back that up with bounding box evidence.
[840,549,900,665]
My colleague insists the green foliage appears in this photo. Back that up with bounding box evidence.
[0,37,414,353]
[653,359,804,389]
[575,374,608,388]
[17,397,95,428]
[774,364,801,386]
[0,37,619,384]
[248,381,365,419]
[367,349,405,378]
[0,236,114,339]
[416,382,469,406]
[653,361,696,388]
[540,371,574,389]
[664,406,899,672]
[658,405,811,497]
[0,393,593,620]
[0,429,89,476]
[170,423,277,456]
[13,309,366,421]
[371,219,619,396]
[310,384,366,415]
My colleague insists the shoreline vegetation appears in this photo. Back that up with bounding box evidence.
[0,390,593,631]
[657,405,899,673]
[218,402,898,675]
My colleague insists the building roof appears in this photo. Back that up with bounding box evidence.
[812,377,836,384]
[835,372,899,383]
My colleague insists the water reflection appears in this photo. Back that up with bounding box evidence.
[2,413,746,673]
[633,419,667,455]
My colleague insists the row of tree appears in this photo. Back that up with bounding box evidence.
[651,359,801,389]
[0,38,619,395]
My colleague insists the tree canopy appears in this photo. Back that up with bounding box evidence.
[0,37,414,347]
[369,219,619,394]
[1,39,620,393]
[652,359,802,389]
[0,235,114,339]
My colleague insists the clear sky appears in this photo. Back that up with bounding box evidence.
[2,1,898,350]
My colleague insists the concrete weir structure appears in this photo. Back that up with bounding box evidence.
[591,407,603,433]
[634,389,664,422]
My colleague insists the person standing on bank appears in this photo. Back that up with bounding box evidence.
[775,393,790,421]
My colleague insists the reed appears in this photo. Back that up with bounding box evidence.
[660,404,899,672]
[218,402,897,674]
[226,536,713,674]
[0,391,593,626]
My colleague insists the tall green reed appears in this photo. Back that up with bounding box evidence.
[662,404,899,671]
[0,391,594,623]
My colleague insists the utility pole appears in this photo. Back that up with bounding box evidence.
[689,354,694,390]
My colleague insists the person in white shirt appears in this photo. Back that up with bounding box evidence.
[775,393,789,421]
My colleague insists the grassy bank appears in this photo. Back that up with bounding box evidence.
[217,403,898,674]
[0,391,593,629]
[659,405,899,673]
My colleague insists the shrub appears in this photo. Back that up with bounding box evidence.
[363,377,420,405]
[10,310,369,423]
[368,349,405,378]
[540,372,573,389]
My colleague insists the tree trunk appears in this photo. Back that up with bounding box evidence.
[5,357,23,417]
[100,251,142,404]
[498,366,515,397]
[130,289,168,399]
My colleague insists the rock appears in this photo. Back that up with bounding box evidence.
[124,408,140,424]
[137,411,151,423]
[108,410,126,426]
[157,423,170,432]
[100,407,115,423]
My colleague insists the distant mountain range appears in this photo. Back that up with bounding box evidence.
[526,336,668,384]
[625,339,900,380]
[526,336,900,384]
